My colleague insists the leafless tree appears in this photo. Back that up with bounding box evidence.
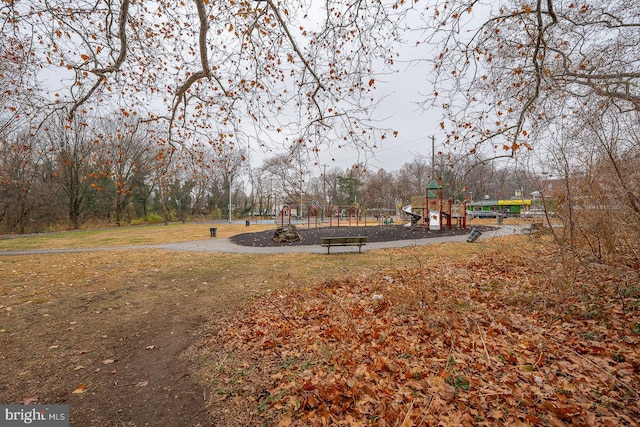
[0,132,52,232]
[322,166,344,208]
[0,35,40,136]
[568,109,639,263]
[260,143,312,214]
[93,119,161,224]
[42,114,97,229]
[208,143,248,220]
[396,157,430,200]
[2,0,404,156]
[362,168,396,212]
[423,1,640,161]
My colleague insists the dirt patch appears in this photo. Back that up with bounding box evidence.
[66,313,208,426]
[0,250,260,426]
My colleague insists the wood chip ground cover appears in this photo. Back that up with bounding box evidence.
[206,236,640,426]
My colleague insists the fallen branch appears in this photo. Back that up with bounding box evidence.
[473,316,493,367]
[260,293,296,327]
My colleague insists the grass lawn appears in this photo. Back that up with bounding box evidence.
[0,222,275,250]
[1,222,638,426]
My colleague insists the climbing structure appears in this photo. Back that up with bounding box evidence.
[409,180,467,230]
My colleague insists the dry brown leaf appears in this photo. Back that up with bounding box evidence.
[72,384,86,394]
[21,396,38,404]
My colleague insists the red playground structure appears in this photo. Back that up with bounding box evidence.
[278,204,361,228]
[409,180,467,230]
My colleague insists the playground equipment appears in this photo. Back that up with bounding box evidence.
[409,180,468,230]
[457,201,468,229]
[328,204,360,228]
[280,205,292,226]
[328,204,340,228]
[402,205,422,228]
[427,180,445,231]
[277,203,362,228]
[307,204,320,229]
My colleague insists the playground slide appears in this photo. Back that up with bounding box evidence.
[402,205,421,227]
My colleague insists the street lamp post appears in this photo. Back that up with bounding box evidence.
[228,175,232,224]
[322,164,327,222]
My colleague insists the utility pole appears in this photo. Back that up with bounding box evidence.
[247,143,253,221]
[227,163,235,224]
[430,135,435,179]
[321,164,327,222]
[228,175,232,224]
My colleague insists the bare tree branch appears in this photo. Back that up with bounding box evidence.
[69,0,129,119]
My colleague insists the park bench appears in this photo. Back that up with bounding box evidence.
[321,236,368,254]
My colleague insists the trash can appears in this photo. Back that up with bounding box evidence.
[245,220,250,227]
[466,227,482,243]
[497,213,504,224]
[209,227,217,237]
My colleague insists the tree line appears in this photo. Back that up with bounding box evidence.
[1,112,539,233]
[0,114,238,233]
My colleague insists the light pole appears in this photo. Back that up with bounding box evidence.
[322,164,327,222]
[228,175,232,224]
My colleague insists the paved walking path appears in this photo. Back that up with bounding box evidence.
[156,225,518,254]
[0,226,521,256]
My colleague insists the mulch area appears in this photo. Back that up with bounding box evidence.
[230,223,493,247]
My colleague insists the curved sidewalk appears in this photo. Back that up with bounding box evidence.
[0,226,519,256]
[154,225,518,254]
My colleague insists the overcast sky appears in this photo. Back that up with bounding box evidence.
[286,6,454,176]
[306,59,446,177]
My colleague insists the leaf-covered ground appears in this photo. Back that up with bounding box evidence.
[205,236,640,426]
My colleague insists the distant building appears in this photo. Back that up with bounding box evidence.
[466,198,532,217]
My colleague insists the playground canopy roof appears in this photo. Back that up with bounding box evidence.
[427,180,443,190]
